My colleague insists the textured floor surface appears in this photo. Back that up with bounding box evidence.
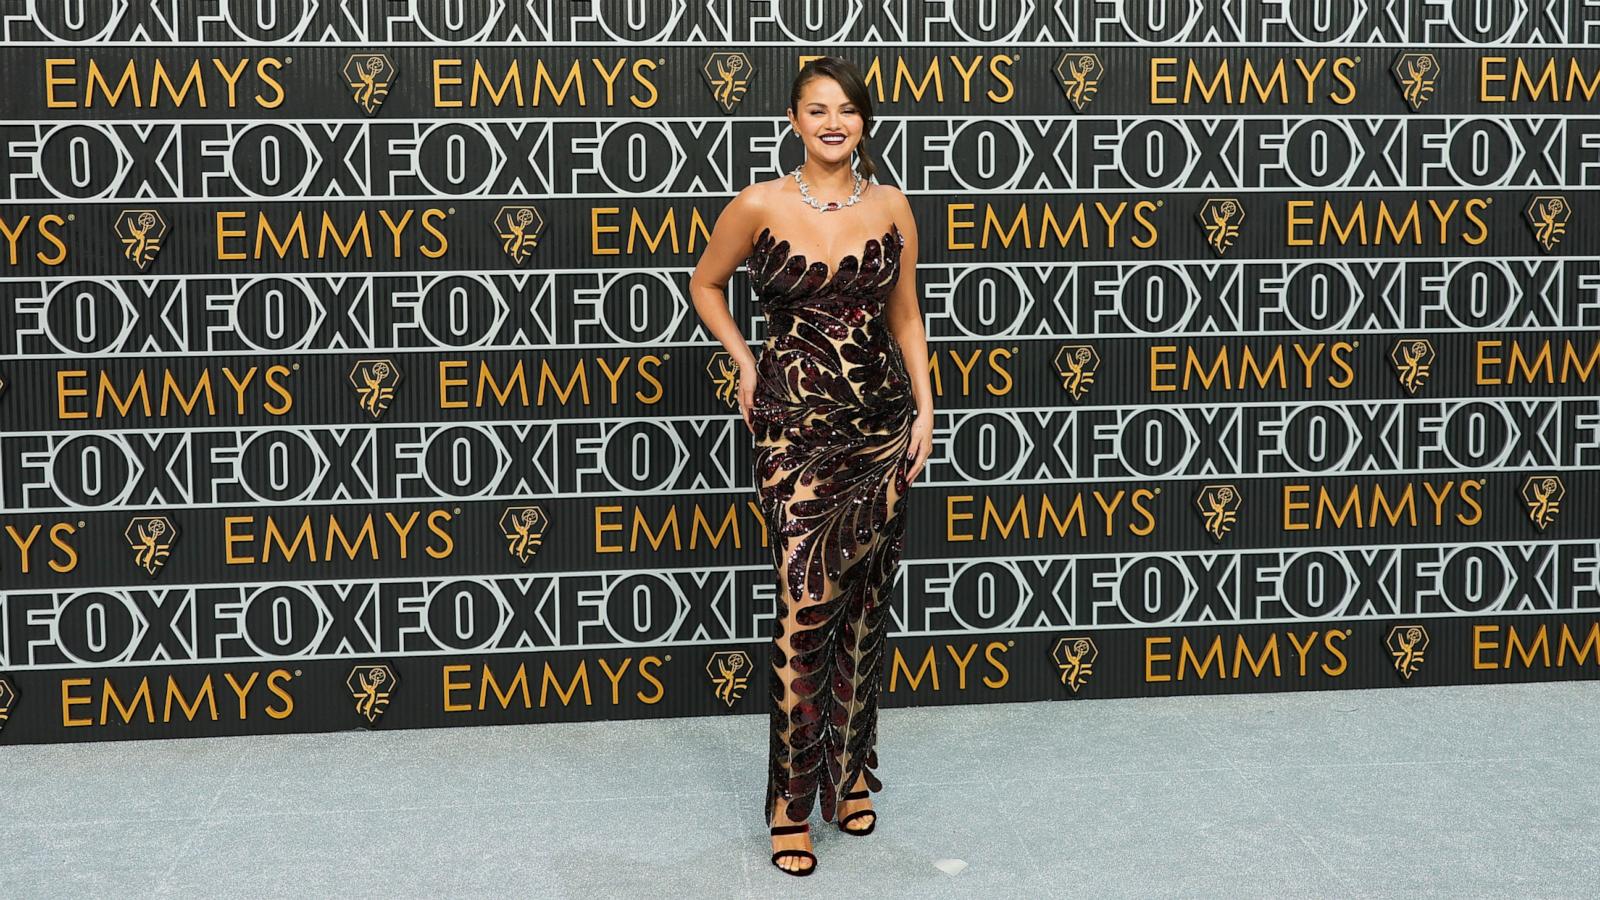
[4,680,1598,898]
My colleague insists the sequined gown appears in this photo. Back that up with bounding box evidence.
[744,221,915,826]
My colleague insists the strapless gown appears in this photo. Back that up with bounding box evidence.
[744,221,915,825]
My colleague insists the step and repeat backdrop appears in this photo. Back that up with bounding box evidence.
[1,1,1598,744]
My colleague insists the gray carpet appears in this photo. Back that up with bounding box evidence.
[4,681,1597,898]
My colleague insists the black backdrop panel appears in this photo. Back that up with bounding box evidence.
[1,1,1597,743]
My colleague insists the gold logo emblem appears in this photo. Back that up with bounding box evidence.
[1391,52,1440,111]
[707,650,753,706]
[1052,344,1100,402]
[114,209,169,270]
[343,53,398,115]
[1053,52,1104,112]
[493,205,544,264]
[499,505,550,564]
[1197,198,1245,256]
[707,351,741,407]
[0,677,16,731]
[701,52,756,113]
[1385,625,1429,680]
[348,359,401,419]
[1525,195,1571,253]
[124,515,178,576]
[1051,636,1098,693]
[348,664,398,723]
[1389,338,1436,394]
[1521,475,1565,531]
[1194,484,1242,542]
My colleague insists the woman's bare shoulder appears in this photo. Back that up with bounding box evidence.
[869,183,913,236]
[872,181,909,210]
[732,177,789,212]
[730,177,798,234]
[715,181,777,248]
[743,175,792,204]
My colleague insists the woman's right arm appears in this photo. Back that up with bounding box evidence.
[689,185,765,431]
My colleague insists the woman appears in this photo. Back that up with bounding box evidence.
[689,56,935,876]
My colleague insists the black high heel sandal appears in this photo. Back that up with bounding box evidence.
[769,823,817,876]
[836,789,877,836]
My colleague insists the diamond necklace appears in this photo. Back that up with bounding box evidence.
[792,164,863,212]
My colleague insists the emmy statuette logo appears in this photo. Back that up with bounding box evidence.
[707,351,740,407]
[1524,195,1571,252]
[1194,484,1242,542]
[0,676,16,732]
[1053,52,1105,112]
[499,506,550,565]
[349,359,401,419]
[343,53,398,115]
[1391,52,1440,111]
[707,651,753,707]
[125,515,179,577]
[1051,636,1098,694]
[1521,475,1565,531]
[114,209,170,270]
[493,205,544,265]
[1389,339,1436,394]
[1385,625,1429,680]
[1197,198,1245,256]
[1052,344,1100,402]
[702,52,756,113]
[348,664,398,724]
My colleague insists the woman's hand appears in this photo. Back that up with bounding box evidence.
[904,410,934,483]
[737,358,758,433]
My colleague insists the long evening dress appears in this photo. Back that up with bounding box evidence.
[744,220,915,825]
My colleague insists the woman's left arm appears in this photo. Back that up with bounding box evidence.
[884,188,934,482]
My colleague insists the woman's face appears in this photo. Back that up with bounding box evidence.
[787,76,861,165]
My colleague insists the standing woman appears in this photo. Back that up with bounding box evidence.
[689,56,935,877]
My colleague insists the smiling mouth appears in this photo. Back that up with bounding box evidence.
[820,135,846,143]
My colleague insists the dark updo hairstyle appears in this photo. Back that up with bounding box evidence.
[789,56,878,182]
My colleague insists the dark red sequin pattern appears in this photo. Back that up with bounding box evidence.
[744,222,914,825]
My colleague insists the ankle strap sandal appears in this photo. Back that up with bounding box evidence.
[769,823,817,876]
[836,789,877,836]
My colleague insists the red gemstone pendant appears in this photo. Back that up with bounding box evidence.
[826,201,839,210]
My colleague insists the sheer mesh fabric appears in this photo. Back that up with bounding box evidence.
[744,223,914,825]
